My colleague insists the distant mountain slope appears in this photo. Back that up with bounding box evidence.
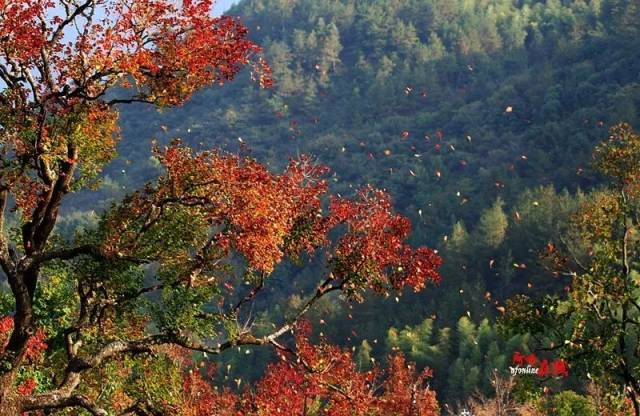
[107,0,639,237]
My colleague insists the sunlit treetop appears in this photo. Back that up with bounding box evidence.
[593,123,640,193]
[101,142,441,292]
[102,143,331,274]
[0,0,271,104]
[0,0,270,224]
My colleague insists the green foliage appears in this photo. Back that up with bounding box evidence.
[475,198,508,249]
[355,339,373,370]
[33,262,79,336]
[543,390,598,416]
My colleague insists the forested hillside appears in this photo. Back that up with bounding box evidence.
[49,0,640,410]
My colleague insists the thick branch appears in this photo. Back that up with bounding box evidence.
[0,189,12,276]
[22,393,107,416]
[107,97,158,106]
[50,337,161,402]
[32,145,78,251]
[27,244,149,270]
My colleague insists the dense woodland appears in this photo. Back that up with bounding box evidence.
[1,0,640,414]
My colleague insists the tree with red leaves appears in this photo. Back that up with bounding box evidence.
[0,1,440,414]
[170,325,440,416]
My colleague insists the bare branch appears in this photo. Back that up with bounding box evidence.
[176,275,343,355]
[50,0,95,46]
[232,273,266,314]
[27,244,150,270]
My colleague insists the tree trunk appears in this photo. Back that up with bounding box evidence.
[0,270,36,416]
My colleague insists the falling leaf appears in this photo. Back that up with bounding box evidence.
[546,243,556,255]
[505,106,513,113]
